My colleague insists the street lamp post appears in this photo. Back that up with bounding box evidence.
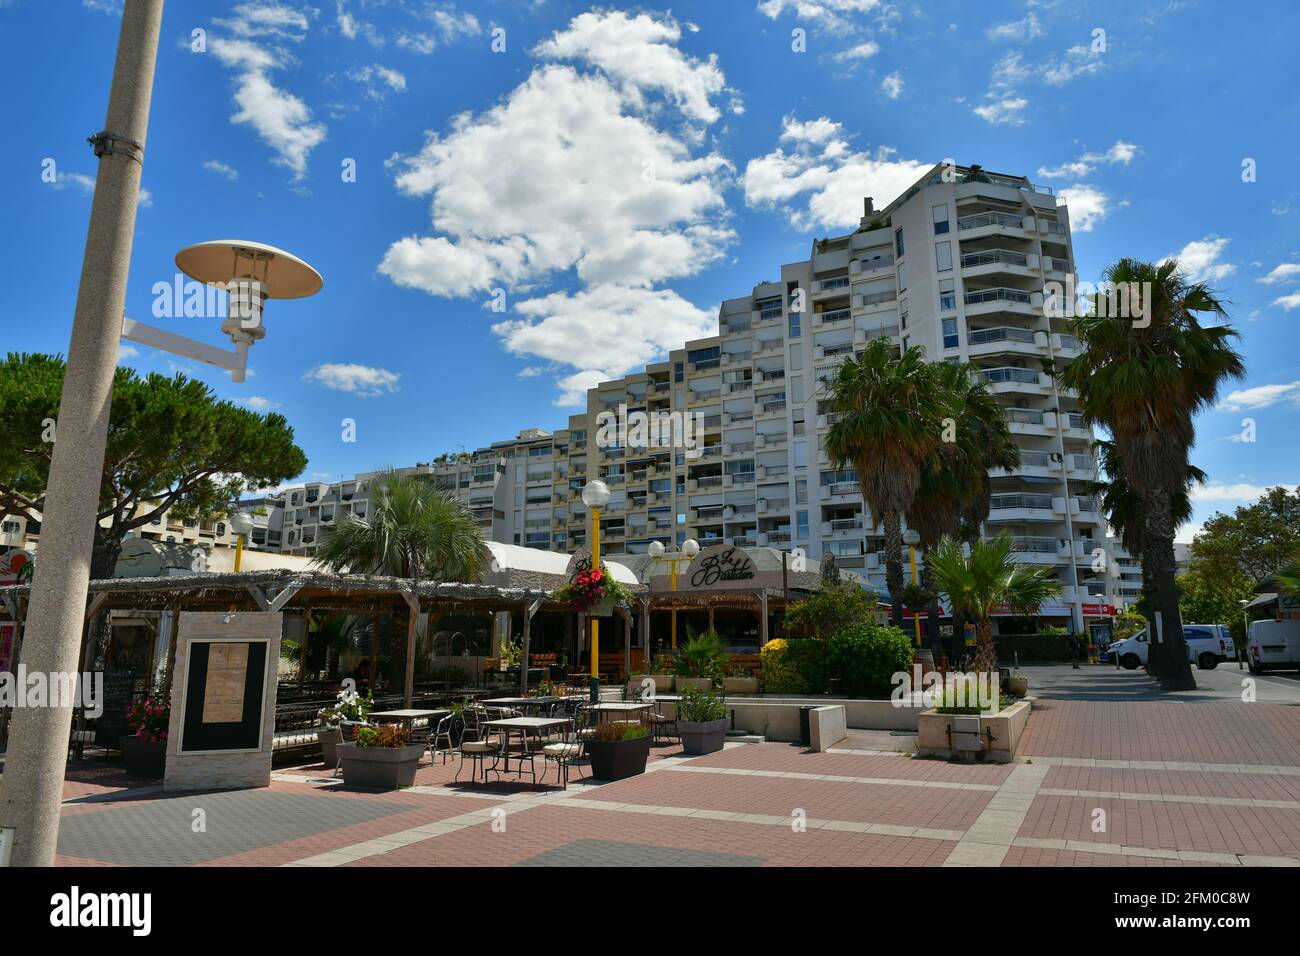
[648,538,698,657]
[581,480,611,703]
[0,0,165,867]
[228,511,255,573]
[903,528,922,648]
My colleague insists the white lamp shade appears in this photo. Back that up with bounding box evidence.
[228,512,256,535]
[647,540,665,557]
[581,479,611,509]
[902,529,921,546]
[681,538,700,557]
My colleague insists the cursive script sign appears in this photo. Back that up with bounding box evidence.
[687,545,756,588]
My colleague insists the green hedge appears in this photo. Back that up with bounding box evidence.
[762,622,913,698]
[992,633,1092,664]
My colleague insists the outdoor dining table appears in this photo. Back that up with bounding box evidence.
[589,701,653,723]
[480,716,572,779]
[482,696,562,713]
[367,708,450,730]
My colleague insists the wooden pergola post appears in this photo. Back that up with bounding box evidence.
[520,597,543,696]
[759,591,769,646]
[400,590,421,708]
[299,605,311,689]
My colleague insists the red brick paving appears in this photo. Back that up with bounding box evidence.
[1003,847,1220,867]
[688,742,1014,784]
[1042,765,1300,802]
[1018,699,1300,765]
[1020,793,1300,858]
[344,803,958,867]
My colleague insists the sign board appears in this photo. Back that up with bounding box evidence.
[1081,602,1118,617]
[115,539,208,578]
[564,548,593,582]
[0,549,32,586]
[682,544,756,590]
[95,668,136,749]
[165,611,281,791]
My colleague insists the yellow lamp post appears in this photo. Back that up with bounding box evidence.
[582,480,611,703]
[648,537,699,656]
[903,528,922,648]
[229,511,254,572]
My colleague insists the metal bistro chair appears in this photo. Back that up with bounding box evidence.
[542,702,587,790]
[454,705,503,785]
[429,712,457,765]
[645,695,679,744]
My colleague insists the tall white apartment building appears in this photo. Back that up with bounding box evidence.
[267,164,1125,629]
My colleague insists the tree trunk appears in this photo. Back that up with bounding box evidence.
[1141,487,1194,691]
[1137,543,1163,676]
[921,553,943,657]
[974,618,998,674]
[90,526,122,581]
[882,510,905,628]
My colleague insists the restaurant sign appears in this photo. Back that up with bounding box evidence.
[684,544,756,590]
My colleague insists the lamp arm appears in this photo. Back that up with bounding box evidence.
[121,316,250,382]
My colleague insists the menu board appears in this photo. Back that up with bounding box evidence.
[202,642,249,723]
[179,639,268,753]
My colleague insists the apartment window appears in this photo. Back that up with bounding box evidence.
[932,203,950,235]
[935,240,953,272]
[894,227,905,257]
[788,310,801,338]
[939,278,956,311]
[900,309,908,330]
[674,361,684,383]
[795,478,808,505]
[942,318,959,350]
[797,511,809,538]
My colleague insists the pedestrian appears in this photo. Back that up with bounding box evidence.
[1066,633,1081,669]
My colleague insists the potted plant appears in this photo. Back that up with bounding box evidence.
[672,630,728,691]
[554,563,632,617]
[1007,673,1030,697]
[317,685,372,767]
[585,721,651,780]
[676,685,729,756]
[121,695,169,775]
[336,723,425,789]
[530,678,559,698]
[646,654,675,694]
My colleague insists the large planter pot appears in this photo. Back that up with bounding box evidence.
[679,718,729,756]
[120,735,166,776]
[586,735,651,781]
[337,743,425,790]
[318,725,343,766]
[723,677,759,695]
[1007,675,1029,698]
[675,677,713,693]
[591,594,618,618]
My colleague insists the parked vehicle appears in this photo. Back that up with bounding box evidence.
[1107,624,1235,671]
[1247,619,1300,674]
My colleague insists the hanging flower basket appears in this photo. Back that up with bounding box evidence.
[554,563,631,616]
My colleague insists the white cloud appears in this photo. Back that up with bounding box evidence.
[1038,141,1138,179]
[973,96,1028,126]
[757,0,882,30]
[1043,45,1105,85]
[493,285,716,406]
[742,114,929,231]
[82,0,120,13]
[348,63,407,101]
[240,395,281,410]
[832,41,880,62]
[1218,381,1300,412]
[1274,291,1300,311]
[987,12,1043,41]
[1163,236,1235,284]
[335,0,383,46]
[54,170,151,208]
[534,11,725,124]
[203,160,240,180]
[1257,263,1300,285]
[209,4,327,179]
[380,62,732,296]
[1058,184,1110,231]
[303,363,400,397]
[393,4,481,53]
[117,343,139,364]
[880,71,903,99]
[1191,481,1299,503]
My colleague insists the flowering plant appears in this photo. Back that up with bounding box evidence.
[554,563,631,613]
[318,685,373,726]
[353,723,410,748]
[126,696,169,742]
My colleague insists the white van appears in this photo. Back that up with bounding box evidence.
[1107,624,1235,670]
[1247,619,1300,673]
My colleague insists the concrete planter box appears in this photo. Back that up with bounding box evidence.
[318,725,342,767]
[675,677,713,693]
[587,735,651,780]
[916,698,1033,763]
[337,742,425,789]
[723,677,759,695]
[646,675,675,693]
[679,717,729,756]
[120,735,166,776]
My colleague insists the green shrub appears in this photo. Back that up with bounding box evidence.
[826,622,914,698]
[593,721,649,742]
[785,584,879,638]
[672,630,728,686]
[760,639,805,694]
[678,685,726,722]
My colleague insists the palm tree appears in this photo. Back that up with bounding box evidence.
[825,339,946,626]
[313,470,490,700]
[1275,556,1300,599]
[1059,258,1244,690]
[313,469,489,581]
[928,533,1065,673]
[907,360,1020,650]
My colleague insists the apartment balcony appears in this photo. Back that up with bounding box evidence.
[723,379,752,395]
[852,290,898,311]
[813,307,852,328]
[689,388,721,405]
[822,516,864,536]
[758,530,792,546]
[727,440,754,455]
[1052,332,1082,358]
[753,367,786,385]
[992,449,1056,479]
[722,471,755,488]
[753,338,784,357]
[819,480,860,499]
[980,366,1050,396]
[730,535,758,548]
[960,248,1038,281]
[963,286,1040,319]
[754,432,786,450]
[723,504,755,520]
[724,410,754,426]
[812,275,852,299]
[753,307,784,328]
[757,464,789,482]
[755,497,790,515]
[720,350,752,367]
[816,412,842,429]
[690,475,724,490]
[756,399,787,419]
[986,493,1062,523]
[967,325,1044,359]
[1008,535,1062,565]
[956,210,1032,240]
[851,254,894,277]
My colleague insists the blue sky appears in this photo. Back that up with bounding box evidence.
[1,0,1297,540]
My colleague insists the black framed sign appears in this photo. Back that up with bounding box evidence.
[178,639,269,754]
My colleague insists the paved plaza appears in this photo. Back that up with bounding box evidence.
[23,666,1300,867]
